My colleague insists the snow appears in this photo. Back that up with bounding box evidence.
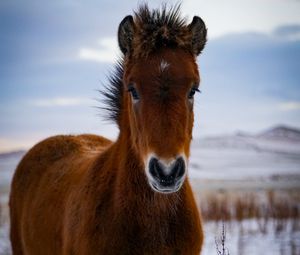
[0,222,10,255]
[189,134,300,183]
[202,220,300,255]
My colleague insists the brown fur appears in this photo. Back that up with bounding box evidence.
[132,5,192,59]
[118,4,207,59]
[10,5,206,255]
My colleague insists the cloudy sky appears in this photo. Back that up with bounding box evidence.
[1,0,300,152]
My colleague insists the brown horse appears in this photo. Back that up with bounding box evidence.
[9,5,207,255]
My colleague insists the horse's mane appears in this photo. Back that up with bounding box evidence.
[133,4,195,58]
[102,4,201,125]
[101,60,124,124]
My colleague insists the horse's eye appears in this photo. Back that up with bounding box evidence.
[127,85,140,101]
[188,87,201,99]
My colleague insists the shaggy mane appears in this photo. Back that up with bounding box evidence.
[132,4,193,58]
[101,60,124,124]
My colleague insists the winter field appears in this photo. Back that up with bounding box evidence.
[0,126,299,254]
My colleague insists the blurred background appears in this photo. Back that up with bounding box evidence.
[0,0,300,254]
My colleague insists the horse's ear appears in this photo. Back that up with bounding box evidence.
[188,16,207,56]
[118,15,135,55]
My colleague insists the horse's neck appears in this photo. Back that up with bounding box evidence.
[82,134,196,250]
[109,134,188,218]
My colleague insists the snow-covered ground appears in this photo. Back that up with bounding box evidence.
[0,126,299,254]
[189,127,300,190]
[202,219,300,255]
[0,223,10,255]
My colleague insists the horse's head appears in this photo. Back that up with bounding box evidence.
[112,5,206,193]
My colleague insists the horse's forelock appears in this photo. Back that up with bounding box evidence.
[132,4,193,58]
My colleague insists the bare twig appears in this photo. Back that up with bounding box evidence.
[215,222,230,255]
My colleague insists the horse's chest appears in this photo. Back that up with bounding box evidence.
[107,215,190,255]
[82,201,201,255]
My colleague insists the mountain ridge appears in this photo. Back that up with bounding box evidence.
[0,125,300,157]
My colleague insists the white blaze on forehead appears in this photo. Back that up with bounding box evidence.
[159,60,170,72]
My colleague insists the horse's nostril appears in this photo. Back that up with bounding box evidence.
[172,157,185,179]
[149,158,164,179]
[148,157,185,185]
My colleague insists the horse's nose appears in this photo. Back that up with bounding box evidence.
[148,157,185,187]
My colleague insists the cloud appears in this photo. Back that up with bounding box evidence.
[78,37,119,63]
[31,97,92,107]
[278,101,300,111]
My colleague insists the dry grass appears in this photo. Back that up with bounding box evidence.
[200,189,300,255]
[199,189,300,221]
[197,189,300,235]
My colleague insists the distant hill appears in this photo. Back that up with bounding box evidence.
[192,125,300,154]
[0,150,26,160]
[189,125,300,182]
[257,125,300,141]
[0,125,300,158]
[0,125,299,187]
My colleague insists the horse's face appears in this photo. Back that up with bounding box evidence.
[117,12,206,193]
[124,49,200,193]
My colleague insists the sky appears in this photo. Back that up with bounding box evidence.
[1,0,300,152]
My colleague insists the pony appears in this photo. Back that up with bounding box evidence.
[9,4,207,255]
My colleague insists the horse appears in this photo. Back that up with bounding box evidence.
[9,4,207,255]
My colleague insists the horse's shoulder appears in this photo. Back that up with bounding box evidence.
[12,134,112,189]
[26,135,83,161]
[76,134,112,149]
[21,134,112,164]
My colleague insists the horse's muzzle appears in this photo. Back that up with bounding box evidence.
[147,156,186,193]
